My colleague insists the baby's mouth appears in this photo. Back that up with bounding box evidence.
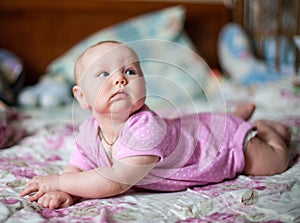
[110,90,128,101]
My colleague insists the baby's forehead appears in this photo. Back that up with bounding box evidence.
[87,42,134,58]
[76,43,119,74]
[82,43,137,65]
[75,43,139,81]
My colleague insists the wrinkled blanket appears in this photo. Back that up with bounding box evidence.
[1,77,300,223]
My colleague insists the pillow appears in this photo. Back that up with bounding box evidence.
[47,6,210,111]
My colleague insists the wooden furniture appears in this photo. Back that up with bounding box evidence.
[232,0,300,73]
[0,0,230,85]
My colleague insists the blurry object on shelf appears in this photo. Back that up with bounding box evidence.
[18,73,71,107]
[263,35,296,74]
[294,35,300,78]
[218,23,282,86]
[295,35,300,50]
[232,0,300,75]
[0,49,24,106]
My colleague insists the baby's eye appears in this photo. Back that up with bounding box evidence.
[98,72,110,77]
[124,69,136,75]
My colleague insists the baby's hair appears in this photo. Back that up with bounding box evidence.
[92,40,122,48]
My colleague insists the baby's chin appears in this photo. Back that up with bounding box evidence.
[109,99,145,116]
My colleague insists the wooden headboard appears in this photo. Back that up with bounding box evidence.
[0,0,230,85]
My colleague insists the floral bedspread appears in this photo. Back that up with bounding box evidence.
[1,78,300,223]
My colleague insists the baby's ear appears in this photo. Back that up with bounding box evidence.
[72,85,90,110]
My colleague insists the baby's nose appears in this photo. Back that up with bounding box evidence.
[113,74,128,86]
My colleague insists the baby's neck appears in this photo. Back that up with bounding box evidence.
[94,104,148,139]
[93,112,130,140]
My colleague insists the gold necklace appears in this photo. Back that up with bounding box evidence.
[98,128,118,159]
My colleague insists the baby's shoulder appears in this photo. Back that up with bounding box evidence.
[124,106,167,136]
[77,116,98,133]
[128,106,161,126]
[119,106,168,151]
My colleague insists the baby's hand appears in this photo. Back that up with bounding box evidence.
[37,191,74,209]
[20,174,61,202]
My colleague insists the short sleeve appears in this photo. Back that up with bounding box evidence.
[68,116,99,170]
[69,141,94,171]
[115,110,168,161]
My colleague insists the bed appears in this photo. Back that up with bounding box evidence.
[1,1,300,222]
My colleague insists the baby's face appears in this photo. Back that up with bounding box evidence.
[75,42,146,116]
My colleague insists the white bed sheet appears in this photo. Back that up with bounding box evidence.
[1,76,300,223]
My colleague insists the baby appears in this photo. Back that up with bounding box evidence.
[20,41,290,209]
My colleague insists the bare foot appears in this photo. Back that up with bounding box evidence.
[254,120,291,146]
[233,103,256,121]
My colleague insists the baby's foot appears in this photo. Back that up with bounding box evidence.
[233,103,256,121]
[257,120,291,146]
[269,121,291,146]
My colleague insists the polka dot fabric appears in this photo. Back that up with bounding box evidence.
[70,106,255,191]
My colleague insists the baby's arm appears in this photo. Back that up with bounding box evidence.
[60,155,159,198]
[20,155,159,200]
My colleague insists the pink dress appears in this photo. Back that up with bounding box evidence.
[70,106,254,191]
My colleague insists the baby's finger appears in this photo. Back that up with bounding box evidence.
[49,198,60,209]
[38,196,50,208]
[19,187,36,197]
[38,195,60,209]
[60,197,73,208]
[19,181,39,197]
[28,191,44,202]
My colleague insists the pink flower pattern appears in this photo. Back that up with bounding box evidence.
[0,111,299,222]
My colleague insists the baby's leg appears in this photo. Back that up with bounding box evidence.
[233,103,256,121]
[243,120,290,176]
